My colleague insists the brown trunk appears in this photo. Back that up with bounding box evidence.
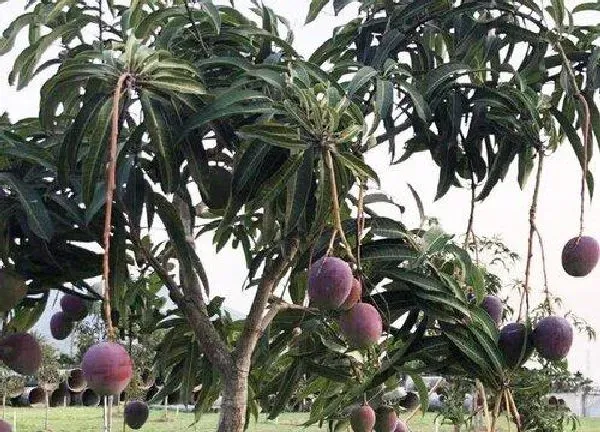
[217,370,248,432]
[44,390,49,431]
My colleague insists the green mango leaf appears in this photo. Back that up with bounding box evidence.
[9,17,95,89]
[182,90,273,136]
[238,123,309,150]
[305,0,329,24]
[140,91,175,193]
[375,78,394,119]
[360,239,417,262]
[0,173,54,241]
[333,150,380,184]
[333,0,355,14]
[398,80,431,121]
[346,66,377,98]
[286,147,314,232]
[407,373,430,414]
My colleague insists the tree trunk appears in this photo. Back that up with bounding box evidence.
[217,370,248,432]
[44,390,49,431]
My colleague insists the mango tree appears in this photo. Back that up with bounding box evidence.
[0,1,599,431]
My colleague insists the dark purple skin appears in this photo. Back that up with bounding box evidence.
[499,322,533,368]
[341,278,362,311]
[50,312,74,340]
[81,342,133,395]
[350,404,376,432]
[394,420,409,432]
[60,294,88,321]
[375,406,397,432]
[124,400,150,430]
[0,419,11,432]
[340,303,383,348]
[533,316,573,360]
[308,256,353,309]
[562,236,599,277]
[481,295,503,326]
[0,333,42,375]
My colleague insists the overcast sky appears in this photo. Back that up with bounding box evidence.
[1,1,599,380]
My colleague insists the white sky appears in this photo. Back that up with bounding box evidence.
[1,1,599,380]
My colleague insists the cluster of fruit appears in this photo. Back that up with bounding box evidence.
[308,256,382,348]
[481,296,573,367]
[50,294,89,340]
[350,404,408,432]
[308,256,396,431]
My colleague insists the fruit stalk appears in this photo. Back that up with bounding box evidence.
[103,73,129,341]
[534,227,552,314]
[464,169,480,264]
[324,148,356,262]
[356,181,365,270]
[507,390,522,432]
[476,380,492,432]
[490,391,503,432]
[576,93,590,238]
[555,40,591,237]
[519,150,544,321]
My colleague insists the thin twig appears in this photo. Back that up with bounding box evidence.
[534,227,552,314]
[520,150,544,322]
[476,380,492,432]
[504,389,512,432]
[260,297,317,332]
[103,73,129,341]
[555,41,591,237]
[576,93,590,237]
[357,181,365,270]
[464,170,480,265]
[98,0,103,51]
[490,391,503,432]
[464,176,476,250]
[324,148,356,263]
[507,390,522,432]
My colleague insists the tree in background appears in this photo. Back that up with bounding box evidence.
[0,1,599,431]
[35,336,60,431]
[0,367,24,420]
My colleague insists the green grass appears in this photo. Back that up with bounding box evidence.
[1,407,599,431]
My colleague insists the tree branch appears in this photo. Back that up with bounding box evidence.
[234,239,299,372]
[128,232,234,376]
[259,297,316,332]
[174,195,210,301]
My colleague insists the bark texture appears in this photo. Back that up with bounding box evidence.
[217,370,249,432]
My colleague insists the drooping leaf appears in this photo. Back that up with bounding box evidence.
[81,98,113,204]
[346,66,377,98]
[305,0,329,24]
[140,91,175,193]
[286,147,314,232]
[0,173,54,241]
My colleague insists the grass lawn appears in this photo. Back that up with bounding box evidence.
[2,407,600,431]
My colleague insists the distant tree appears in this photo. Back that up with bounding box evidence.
[35,337,60,431]
[0,366,24,419]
